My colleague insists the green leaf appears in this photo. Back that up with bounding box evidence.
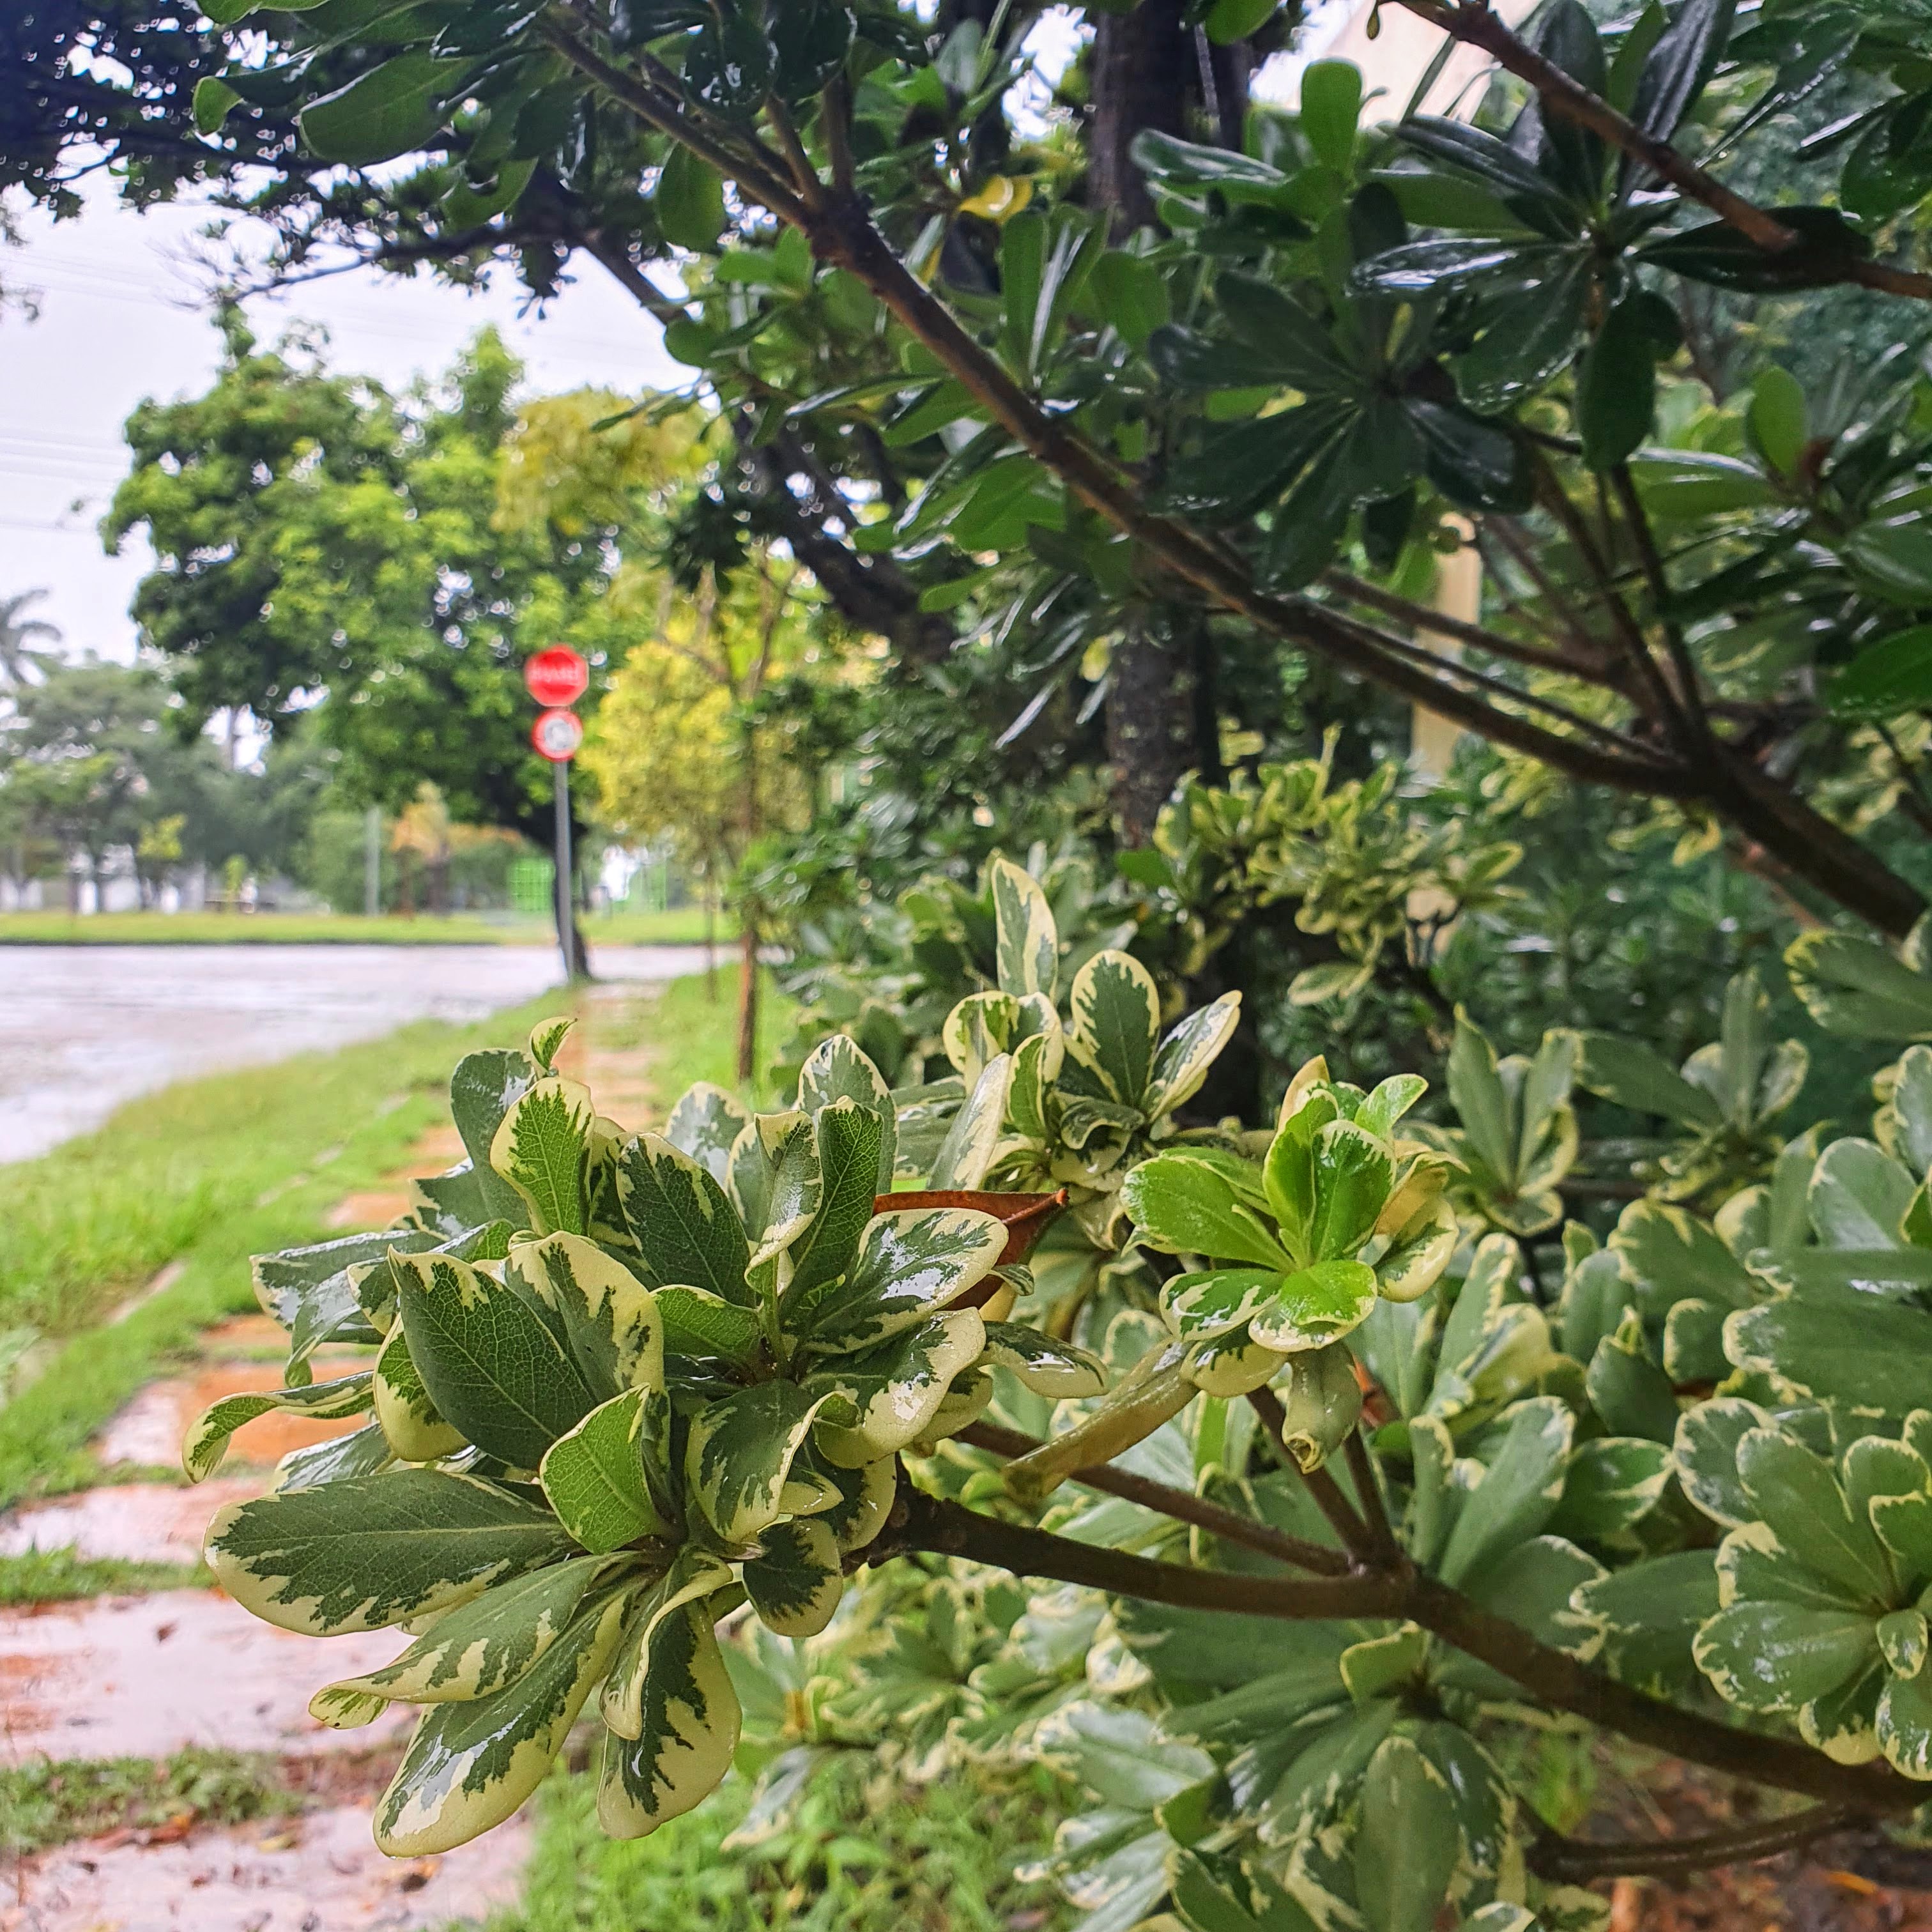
[1694,1601,1877,1713]
[744,1516,843,1638]
[374,1585,632,1855]
[793,1205,1007,1350]
[1037,1701,1215,1811]
[1574,1032,1722,1127]
[449,1047,539,1221]
[1163,1267,1282,1339]
[929,1053,1014,1192]
[300,51,467,164]
[989,855,1059,999]
[779,1099,885,1310]
[275,1419,394,1492]
[1204,0,1278,45]
[311,1553,613,1726]
[599,1599,742,1837]
[770,0,855,102]
[1786,927,1932,1043]
[1307,1121,1394,1262]
[657,143,727,251]
[1726,1297,1932,1427]
[1067,949,1162,1106]
[1832,627,1932,721]
[1248,1261,1377,1353]
[1394,116,1568,206]
[982,1322,1109,1397]
[1629,0,1735,142]
[1810,1138,1916,1250]
[1356,1735,1458,1932]
[806,1308,986,1467]
[394,1249,595,1470]
[1084,251,1171,351]
[1437,1395,1574,1586]
[686,1380,829,1542]
[192,75,243,133]
[1259,432,1353,589]
[617,1133,752,1301]
[1749,365,1807,474]
[1736,1425,1894,1604]
[1144,994,1241,1121]
[1577,295,1655,469]
[504,1231,663,1407]
[491,1075,595,1236]
[686,12,774,119]
[656,1285,764,1368]
[374,1327,466,1463]
[601,1548,737,1738]
[1300,61,1362,172]
[1549,1436,1672,1541]
[1878,1666,1932,1778]
[1586,1314,1680,1443]
[183,1371,372,1483]
[1574,1549,1721,1695]
[797,1035,896,1192]
[663,1082,751,1186]
[204,1468,572,1636]
[1674,1397,1769,1527]
[540,1389,669,1553]
[1123,1155,1292,1269]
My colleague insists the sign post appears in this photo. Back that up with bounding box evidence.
[525,648,590,982]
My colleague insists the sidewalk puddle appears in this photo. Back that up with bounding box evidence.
[4,1798,531,1931]
[1,1590,411,1763]
[0,1478,259,1567]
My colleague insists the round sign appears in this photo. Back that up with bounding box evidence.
[525,645,589,708]
[532,707,585,763]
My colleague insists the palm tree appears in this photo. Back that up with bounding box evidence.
[0,590,59,687]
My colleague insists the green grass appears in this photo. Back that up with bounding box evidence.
[487,1754,1070,1932]
[0,907,728,946]
[618,969,796,1109]
[0,1547,208,1603]
[0,1747,300,1857]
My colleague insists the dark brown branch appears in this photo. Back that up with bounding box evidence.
[1611,462,1710,739]
[1394,0,1932,304]
[1322,569,1618,686]
[1246,1387,1376,1558]
[957,1420,1352,1576]
[1342,1429,1401,1567]
[1529,1804,1861,1883]
[902,1486,1405,1618]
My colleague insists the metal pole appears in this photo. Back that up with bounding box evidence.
[554,758,577,981]
[364,806,381,919]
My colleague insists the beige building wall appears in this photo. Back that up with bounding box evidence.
[1278,0,1538,778]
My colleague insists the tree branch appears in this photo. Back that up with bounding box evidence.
[1529,1804,1862,1883]
[1246,1387,1376,1560]
[1394,0,1932,304]
[957,1420,1352,1575]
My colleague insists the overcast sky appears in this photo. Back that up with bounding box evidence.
[0,4,1342,670]
[0,184,682,664]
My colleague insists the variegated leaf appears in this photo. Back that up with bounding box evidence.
[778,1100,884,1308]
[735,1111,817,1259]
[275,1420,394,1492]
[1376,1196,1458,1303]
[374,1584,633,1855]
[1247,1261,1377,1353]
[449,1046,539,1223]
[183,1372,373,1483]
[204,1468,572,1636]
[599,1599,740,1839]
[982,1322,1108,1398]
[1144,992,1241,1121]
[374,1328,466,1464]
[1010,1022,1066,1141]
[539,1388,671,1553]
[792,1206,1007,1351]
[310,1552,613,1726]
[930,1053,1015,1191]
[811,1455,898,1554]
[615,1135,752,1303]
[944,990,1023,1086]
[1163,1267,1281,1340]
[528,1015,575,1071]
[601,1548,736,1738]
[744,1516,843,1638]
[1067,950,1161,1107]
[394,1249,595,1471]
[664,1080,753,1186]
[685,1381,831,1543]
[656,1284,764,1369]
[990,855,1059,998]
[252,1229,426,1363]
[797,1035,896,1191]
[807,1308,986,1468]
[505,1230,664,1403]
[489,1075,596,1236]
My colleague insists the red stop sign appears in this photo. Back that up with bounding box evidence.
[525,646,588,708]
[532,708,585,763]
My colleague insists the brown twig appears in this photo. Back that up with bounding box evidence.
[956,1420,1351,1575]
[1528,1804,1862,1882]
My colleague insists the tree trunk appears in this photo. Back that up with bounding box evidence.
[737,917,760,1087]
[1088,13,1250,845]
